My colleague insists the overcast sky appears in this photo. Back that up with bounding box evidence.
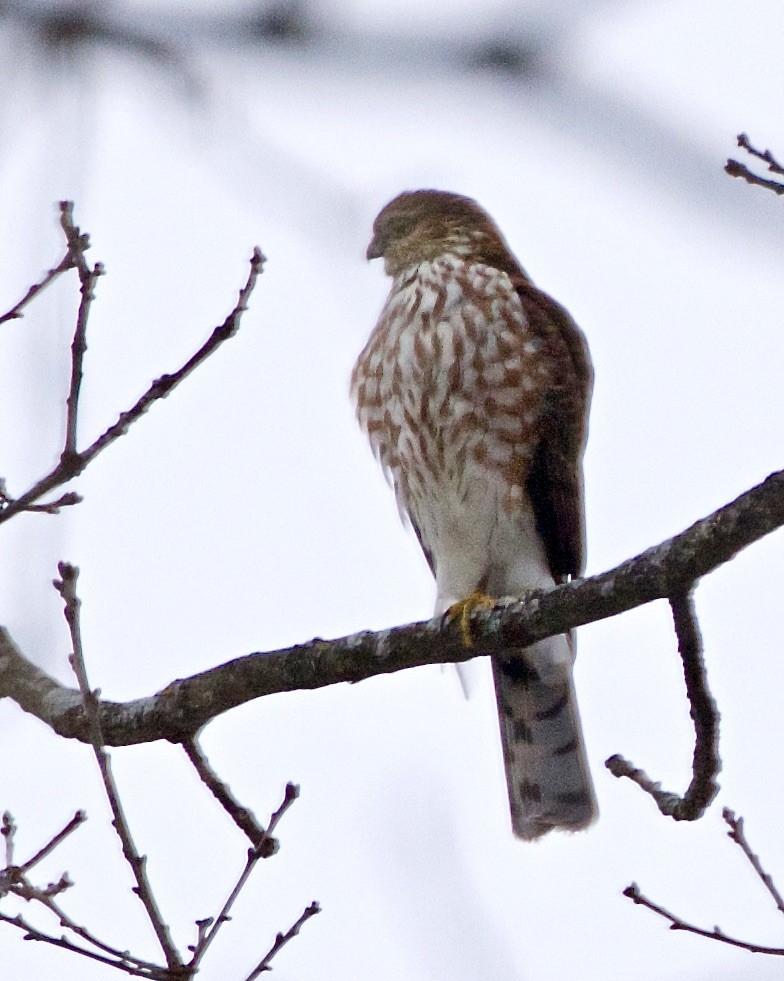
[1,1,784,979]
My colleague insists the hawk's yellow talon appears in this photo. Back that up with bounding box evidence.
[447,589,496,648]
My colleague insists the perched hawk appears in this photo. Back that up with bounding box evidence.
[351,189,596,840]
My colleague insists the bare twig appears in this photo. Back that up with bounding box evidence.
[0,811,166,977]
[623,882,784,955]
[245,901,321,979]
[183,739,266,847]
[63,208,104,456]
[606,591,720,821]
[2,490,83,514]
[18,810,86,874]
[187,783,300,971]
[0,203,89,325]
[0,909,169,977]
[11,889,164,976]
[737,133,784,175]
[626,808,784,956]
[72,243,264,467]
[726,133,784,195]
[0,810,85,895]
[0,207,265,525]
[724,808,784,916]
[725,159,784,195]
[1,813,15,870]
[53,563,183,972]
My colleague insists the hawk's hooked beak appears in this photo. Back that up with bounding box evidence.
[366,234,383,261]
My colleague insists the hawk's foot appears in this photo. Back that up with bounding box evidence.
[446,589,496,648]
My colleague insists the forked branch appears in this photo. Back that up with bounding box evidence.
[0,202,265,525]
[625,808,784,956]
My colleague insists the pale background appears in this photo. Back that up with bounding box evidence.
[1,1,783,978]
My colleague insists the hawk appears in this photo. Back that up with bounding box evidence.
[351,189,596,840]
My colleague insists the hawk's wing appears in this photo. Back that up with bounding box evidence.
[513,278,593,581]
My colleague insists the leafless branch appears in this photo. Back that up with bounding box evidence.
[724,808,784,916]
[1,713,311,978]
[0,811,167,977]
[187,783,300,972]
[63,222,103,455]
[183,738,267,847]
[2,573,312,977]
[245,901,321,979]
[606,591,720,821]
[18,810,86,875]
[625,807,784,955]
[1,812,15,870]
[0,910,168,977]
[1,466,782,748]
[623,881,784,955]
[0,203,265,525]
[0,810,84,896]
[0,202,89,325]
[725,133,784,195]
[737,133,784,175]
[1,490,83,514]
[53,563,183,972]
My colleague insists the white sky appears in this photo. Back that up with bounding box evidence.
[1,1,784,979]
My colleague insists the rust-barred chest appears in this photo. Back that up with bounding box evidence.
[351,256,555,512]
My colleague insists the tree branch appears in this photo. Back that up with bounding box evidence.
[183,738,267,847]
[623,881,784,956]
[17,810,86,875]
[187,783,300,972]
[725,133,784,195]
[244,901,321,979]
[54,563,183,972]
[0,202,89,325]
[723,808,784,916]
[0,201,265,525]
[625,808,784,956]
[0,811,166,978]
[0,467,782,747]
[606,590,720,821]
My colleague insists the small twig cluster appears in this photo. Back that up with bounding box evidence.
[625,808,784,956]
[725,133,784,196]
[0,201,265,527]
[0,809,168,977]
[0,205,319,977]
[0,781,316,978]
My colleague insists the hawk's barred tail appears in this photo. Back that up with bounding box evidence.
[492,634,597,841]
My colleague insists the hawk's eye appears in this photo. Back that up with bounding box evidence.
[386,214,417,240]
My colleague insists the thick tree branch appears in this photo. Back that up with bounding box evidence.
[606,590,720,821]
[0,467,782,747]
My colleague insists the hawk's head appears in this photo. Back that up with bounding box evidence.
[367,189,523,278]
